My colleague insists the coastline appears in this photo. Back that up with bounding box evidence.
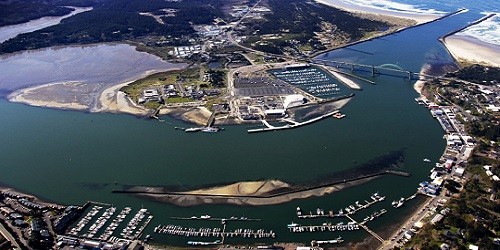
[441,34,500,67]
[315,0,442,25]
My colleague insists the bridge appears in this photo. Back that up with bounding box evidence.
[312,59,437,81]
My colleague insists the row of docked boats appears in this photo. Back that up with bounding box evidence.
[98,207,131,241]
[360,209,387,225]
[288,222,359,233]
[296,192,385,218]
[312,236,344,246]
[154,224,276,239]
[69,206,102,236]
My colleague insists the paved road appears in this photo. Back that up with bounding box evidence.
[0,220,22,250]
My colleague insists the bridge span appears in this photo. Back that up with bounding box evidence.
[312,59,438,81]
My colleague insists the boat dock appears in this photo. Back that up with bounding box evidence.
[296,192,386,218]
[171,216,260,222]
[345,214,385,242]
[288,222,359,233]
[154,224,275,239]
[248,110,339,133]
[359,209,387,226]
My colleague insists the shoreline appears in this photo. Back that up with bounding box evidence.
[315,0,443,25]
[441,34,500,67]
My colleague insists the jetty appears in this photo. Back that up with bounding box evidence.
[248,110,339,133]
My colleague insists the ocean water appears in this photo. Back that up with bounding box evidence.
[330,0,500,45]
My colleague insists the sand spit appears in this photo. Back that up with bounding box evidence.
[124,177,376,206]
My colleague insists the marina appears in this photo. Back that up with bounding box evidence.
[66,205,152,243]
[269,65,349,97]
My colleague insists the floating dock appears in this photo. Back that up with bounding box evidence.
[288,222,359,233]
[248,110,339,133]
[154,225,275,239]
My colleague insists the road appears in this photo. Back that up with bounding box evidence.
[0,220,22,250]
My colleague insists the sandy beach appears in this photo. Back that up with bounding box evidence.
[442,34,500,67]
[315,0,442,24]
[93,80,150,116]
[325,67,362,90]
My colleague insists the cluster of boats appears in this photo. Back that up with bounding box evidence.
[84,206,116,239]
[121,208,152,240]
[306,83,340,96]
[69,206,102,236]
[360,209,387,225]
[154,225,276,239]
[287,222,359,233]
[296,192,386,218]
[273,68,329,86]
[98,207,131,241]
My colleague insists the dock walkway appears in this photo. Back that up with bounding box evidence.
[346,214,384,242]
[248,110,339,133]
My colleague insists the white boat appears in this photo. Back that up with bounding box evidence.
[185,127,202,132]
[200,215,211,219]
[423,158,431,163]
[287,222,299,228]
[201,127,220,133]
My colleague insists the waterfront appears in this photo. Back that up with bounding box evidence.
[0,2,498,249]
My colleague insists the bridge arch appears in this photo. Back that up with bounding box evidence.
[378,63,405,71]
